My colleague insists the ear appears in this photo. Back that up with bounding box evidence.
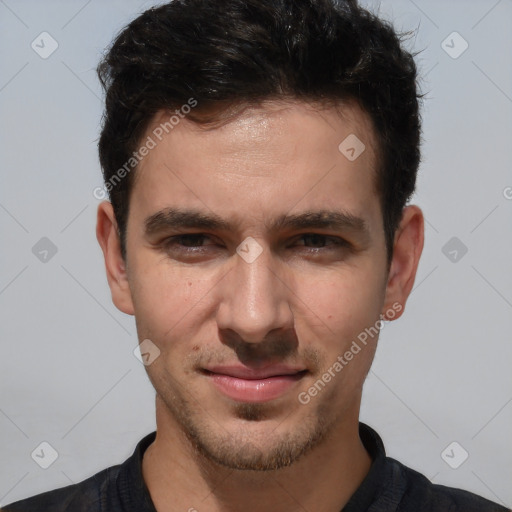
[96,201,135,315]
[381,205,424,320]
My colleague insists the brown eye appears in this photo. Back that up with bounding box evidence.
[172,234,210,247]
[296,234,348,249]
[162,234,219,254]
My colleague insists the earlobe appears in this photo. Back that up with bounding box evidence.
[382,205,424,321]
[96,201,135,316]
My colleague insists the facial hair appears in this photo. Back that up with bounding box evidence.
[149,346,341,472]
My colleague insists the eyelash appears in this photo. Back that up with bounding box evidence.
[161,233,349,253]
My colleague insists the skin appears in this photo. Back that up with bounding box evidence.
[96,99,424,512]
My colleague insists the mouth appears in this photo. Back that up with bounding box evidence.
[201,365,308,403]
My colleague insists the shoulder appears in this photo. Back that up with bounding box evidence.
[389,457,509,512]
[2,432,156,512]
[1,465,121,512]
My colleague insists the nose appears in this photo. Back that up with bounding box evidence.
[215,242,294,344]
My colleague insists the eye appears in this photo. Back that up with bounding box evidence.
[158,233,350,261]
[162,234,219,252]
[170,234,211,247]
[294,234,348,250]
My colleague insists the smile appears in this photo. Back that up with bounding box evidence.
[202,366,308,403]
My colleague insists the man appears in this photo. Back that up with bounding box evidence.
[3,0,508,511]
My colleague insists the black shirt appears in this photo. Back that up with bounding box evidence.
[3,423,509,511]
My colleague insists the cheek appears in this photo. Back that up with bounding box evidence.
[129,256,212,340]
[294,270,384,404]
[296,265,385,350]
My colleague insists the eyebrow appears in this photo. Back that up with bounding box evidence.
[144,207,370,240]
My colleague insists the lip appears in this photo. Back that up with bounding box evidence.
[203,365,308,403]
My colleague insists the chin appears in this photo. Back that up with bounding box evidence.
[178,401,335,471]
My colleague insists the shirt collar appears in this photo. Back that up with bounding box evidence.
[114,431,157,511]
[342,422,389,511]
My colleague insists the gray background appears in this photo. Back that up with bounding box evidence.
[1,0,511,507]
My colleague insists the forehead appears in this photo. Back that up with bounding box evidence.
[130,99,381,233]
[142,99,377,171]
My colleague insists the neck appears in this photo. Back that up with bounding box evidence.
[142,397,372,512]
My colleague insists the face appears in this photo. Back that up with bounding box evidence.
[98,100,421,471]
